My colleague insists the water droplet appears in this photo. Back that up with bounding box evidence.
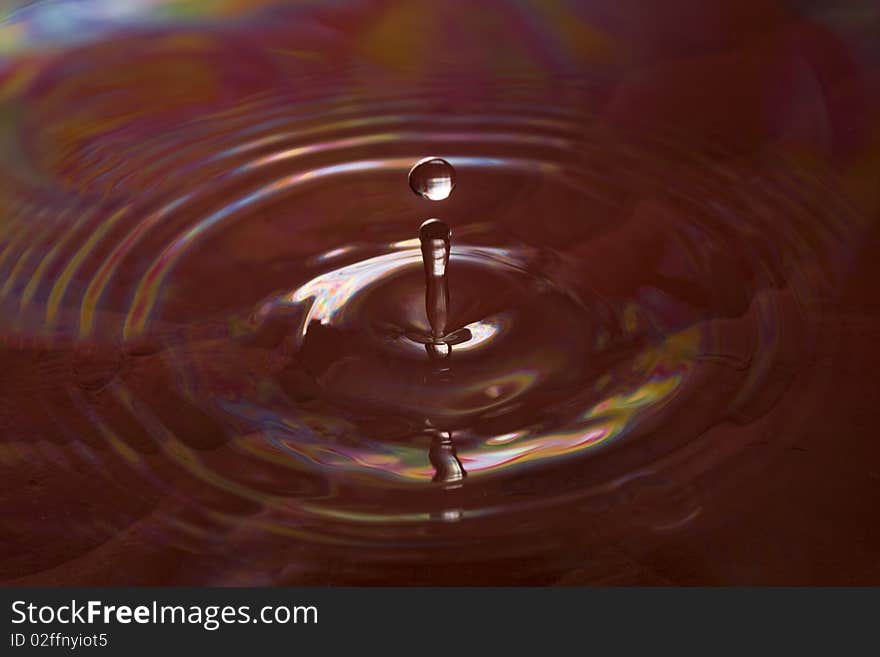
[408,157,455,201]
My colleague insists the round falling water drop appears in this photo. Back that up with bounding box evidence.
[408,157,455,201]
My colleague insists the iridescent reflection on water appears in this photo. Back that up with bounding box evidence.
[0,0,878,585]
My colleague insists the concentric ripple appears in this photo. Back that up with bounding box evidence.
[0,18,869,581]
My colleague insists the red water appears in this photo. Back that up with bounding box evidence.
[1,0,879,585]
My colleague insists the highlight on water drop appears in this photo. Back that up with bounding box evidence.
[408,157,455,201]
